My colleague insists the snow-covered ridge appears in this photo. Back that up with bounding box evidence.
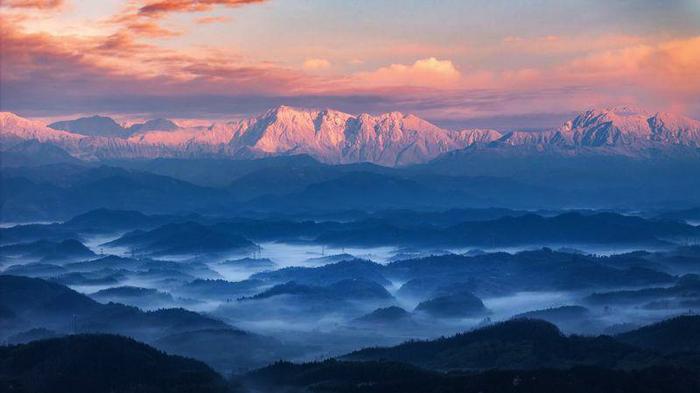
[2,105,699,166]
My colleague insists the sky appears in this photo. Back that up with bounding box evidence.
[1,0,699,129]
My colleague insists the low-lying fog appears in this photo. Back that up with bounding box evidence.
[2,219,699,371]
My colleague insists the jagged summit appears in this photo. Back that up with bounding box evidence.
[560,106,700,147]
[1,112,83,143]
[2,105,699,166]
[228,106,472,165]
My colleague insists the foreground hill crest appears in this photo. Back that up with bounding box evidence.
[1,105,699,166]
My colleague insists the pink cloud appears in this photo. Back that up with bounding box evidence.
[1,0,63,9]
[559,37,700,95]
[138,0,266,17]
[0,19,316,100]
[196,15,232,24]
[303,58,332,71]
[502,34,643,53]
[2,3,699,123]
[356,57,462,88]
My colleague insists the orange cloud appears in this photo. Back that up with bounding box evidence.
[560,36,700,94]
[138,0,266,17]
[0,18,316,102]
[1,0,63,9]
[303,58,331,71]
[196,15,232,24]
[1,2,699,123]
[120,20,181,38]
[100,0,266,52]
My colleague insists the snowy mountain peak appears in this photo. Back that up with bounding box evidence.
[561,106,700,147]
[0,112,84,145]
[0,111,29,125]
[2,106,699,165]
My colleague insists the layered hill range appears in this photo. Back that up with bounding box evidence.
[1,105,699,166]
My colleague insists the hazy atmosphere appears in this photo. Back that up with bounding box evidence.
[2,1,700,393]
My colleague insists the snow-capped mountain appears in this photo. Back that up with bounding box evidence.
[225,106,498,165]
[1,106,699,166]
[0,112,84,144]
[492,106,700,151]
[561,106,700,147]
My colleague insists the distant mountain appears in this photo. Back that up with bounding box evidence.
[106,221,257,256]
[0,165,231,221]
[176,278,265,301]
[5,105,697,166]
[48,116,179,137]
[514,305,591,322]
[49,115,126,137]
[342,318,687,370]
[127,118,179,133]
[240,279,393,303]
[251,259,390,286]
[0,275,229,339]
[584,274,700,308]
[0,275,101,320]
[386,249,674,298]
[9,106,499,165]
[0,239,95,261]
[222,106,498,166]
[563,106,700,147]
[0,113,84,159]
[3,263,68,278]
[62,208,179,232]
[354,306,413,325]
[486,106,700,151]
[89,286,176,309]
[414,291,489,318]
[315,212,700,247]
[107,154,330,187]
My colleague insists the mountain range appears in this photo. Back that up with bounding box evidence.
[2,105,699,166]
[48,115,179,137]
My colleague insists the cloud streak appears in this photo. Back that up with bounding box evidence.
[138,0,266,17]
[1,0,63,9]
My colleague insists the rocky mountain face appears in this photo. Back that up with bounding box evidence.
[2,106,699,166]
[224,106,500,165]
[494,106,700,152]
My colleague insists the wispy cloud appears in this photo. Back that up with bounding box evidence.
[1,0,64,9]
[195,15,232,24]
[1,1,699,124]
[138,0,266,17]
